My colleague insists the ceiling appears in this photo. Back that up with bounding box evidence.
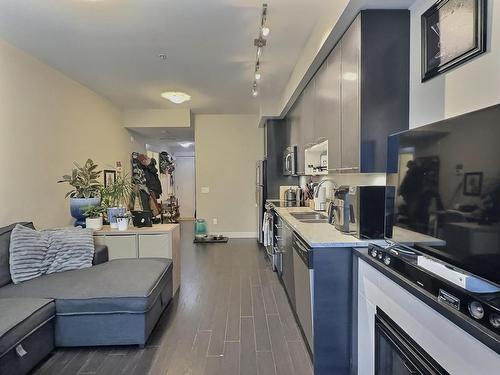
[0,0,329,114]
[128,127,195,154]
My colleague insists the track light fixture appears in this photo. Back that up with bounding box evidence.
[251,4,269,97]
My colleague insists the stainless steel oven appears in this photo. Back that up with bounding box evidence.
[375,308,449,375]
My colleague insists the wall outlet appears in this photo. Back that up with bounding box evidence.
[212,218,218,225]
[201,186,210,194]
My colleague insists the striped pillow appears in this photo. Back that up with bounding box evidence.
[42,227,94,275]
[9,225,95,284]
[8,225,47,284]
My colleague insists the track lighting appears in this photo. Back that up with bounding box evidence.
[252,82,258,97]
[251,4,269,97]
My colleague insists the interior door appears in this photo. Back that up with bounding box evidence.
[175,156,196,219]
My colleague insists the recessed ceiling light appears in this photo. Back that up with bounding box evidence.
[178,142,193,148]
[161,91,191,104]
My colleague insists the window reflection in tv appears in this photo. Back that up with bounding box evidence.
[386,104,500,285]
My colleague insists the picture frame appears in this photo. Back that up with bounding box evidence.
[103,170,116,188]
[421,0,487,82]
[463,172,483,196]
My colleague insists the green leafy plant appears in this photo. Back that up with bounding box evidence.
[101,173,133,208]
[82,205,106,218]
[58,159,102,198]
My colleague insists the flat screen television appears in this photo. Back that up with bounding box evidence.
[386,104,500,286]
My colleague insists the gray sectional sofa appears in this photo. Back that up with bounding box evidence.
[0,222,173,375]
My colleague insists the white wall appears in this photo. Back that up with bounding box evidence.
[195,115,264,236]
[409,0,500,128]
[0,39,144,228]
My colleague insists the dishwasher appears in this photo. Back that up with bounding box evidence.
[292,232,314,353]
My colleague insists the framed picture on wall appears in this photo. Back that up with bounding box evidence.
[464,172,483,196]
[104,170,116,188]
[421,0,487,82]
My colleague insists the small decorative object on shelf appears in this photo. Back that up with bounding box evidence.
[58,159,102,227]
[421,0,487,82]
[116,214,131,231]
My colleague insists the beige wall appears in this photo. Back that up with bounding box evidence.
[0,39,144,228]
[195,114,264,236]
[409,0,500,128]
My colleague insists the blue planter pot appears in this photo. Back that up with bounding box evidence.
[107,207,126,229]
[70,197,101,227]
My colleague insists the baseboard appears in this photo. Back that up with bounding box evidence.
[217,232,258,239]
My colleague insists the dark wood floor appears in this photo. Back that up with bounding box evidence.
[32,221,313,375]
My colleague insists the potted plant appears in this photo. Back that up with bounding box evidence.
[82,205,106,230]
[101,173,133,229]
[58,159,102,227]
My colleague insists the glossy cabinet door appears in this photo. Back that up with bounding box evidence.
[290,96,304,174]
[301,80,316,149]
[315,44,342,170]
[340,15,361,171]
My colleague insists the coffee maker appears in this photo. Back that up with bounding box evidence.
[332,186,352,233]
[332,185,387,239]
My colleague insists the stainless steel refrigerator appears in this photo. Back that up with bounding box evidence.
[256,160,267,244]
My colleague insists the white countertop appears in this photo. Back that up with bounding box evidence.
[93,224,180,235]
[272,206,445,248]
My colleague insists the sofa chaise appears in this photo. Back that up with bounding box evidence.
[0,222,173,375]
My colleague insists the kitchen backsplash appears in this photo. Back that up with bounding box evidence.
[299,172,386,200]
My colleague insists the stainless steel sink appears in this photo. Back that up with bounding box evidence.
[299,219,329,223]
[290,212,328,223]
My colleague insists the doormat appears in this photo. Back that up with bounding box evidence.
[194,235,229,244]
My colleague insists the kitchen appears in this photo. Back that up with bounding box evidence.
[257,4,500,375]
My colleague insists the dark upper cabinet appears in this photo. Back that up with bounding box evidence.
[266,119,298,198]
[290,95,304,175]
[315,44,342,170]
[301,80,316,149]
[275,9,409,175]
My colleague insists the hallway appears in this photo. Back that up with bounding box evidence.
[33,221,313,375]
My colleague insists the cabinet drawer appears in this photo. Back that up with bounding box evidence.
[105,235,137,260]
[138,234,171,258]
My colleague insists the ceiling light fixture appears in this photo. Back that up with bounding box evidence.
[252,82,258,97]
[251,4,269,97]
[158,53,167,60]
[255,62,261,80]
[178,142,193,148]
[161,91,191,104]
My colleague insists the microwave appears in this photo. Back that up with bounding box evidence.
[283,146,297,176]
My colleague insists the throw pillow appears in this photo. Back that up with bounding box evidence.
[9,224,47,284]
[9,225,95,284]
